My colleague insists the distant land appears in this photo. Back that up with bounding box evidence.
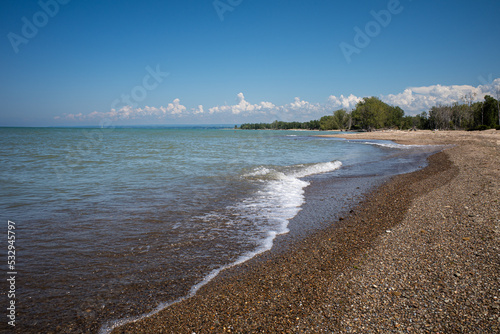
[240,96,500,131]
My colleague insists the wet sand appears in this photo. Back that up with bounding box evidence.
[113,130,500,333]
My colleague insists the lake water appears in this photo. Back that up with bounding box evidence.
[0,127,440,333]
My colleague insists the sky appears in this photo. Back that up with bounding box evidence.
[1,0,499,126]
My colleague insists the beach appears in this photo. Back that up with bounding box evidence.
[111,130,500,333]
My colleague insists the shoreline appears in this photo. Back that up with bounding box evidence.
[113,131,499,333]
[316,128,499,145]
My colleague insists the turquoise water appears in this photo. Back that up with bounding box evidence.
[0,127,439,333]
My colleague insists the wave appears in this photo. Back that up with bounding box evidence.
[98,160,342,334]
[293,160,343,178]
[351,140,427,150]
[98,235,278,334]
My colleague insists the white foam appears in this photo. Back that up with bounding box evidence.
[99,160,342,334]
[243,166,272,177]
[354,140,427,149]
[293,160,343,178]
[98,231,280,334]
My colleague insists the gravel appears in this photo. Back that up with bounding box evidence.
[113,130,500,334]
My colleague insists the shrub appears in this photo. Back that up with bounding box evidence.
[467,125,490,131]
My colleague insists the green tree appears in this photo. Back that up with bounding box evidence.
[386,106,404,128]
[415,112,430,129]
[352,97,377,130]
[332,109,350,130]
[352,97,402,130]
[482,95,499,127]
[319,115,335,130]
[307,120,321,130]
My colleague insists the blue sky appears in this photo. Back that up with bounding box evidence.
[1,0,499,126]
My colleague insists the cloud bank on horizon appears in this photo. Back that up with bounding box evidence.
[58,79,500,124]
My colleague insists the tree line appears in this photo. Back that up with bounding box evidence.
[239,95,500,131]
[239,120,321,130]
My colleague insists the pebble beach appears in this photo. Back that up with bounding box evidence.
[112,130,500,333]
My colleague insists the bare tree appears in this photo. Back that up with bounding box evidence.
[462,92,477,106]
[461,92,478,127]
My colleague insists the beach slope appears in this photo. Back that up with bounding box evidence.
[113,130,500,333]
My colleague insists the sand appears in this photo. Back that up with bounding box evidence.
[112,130,500,333]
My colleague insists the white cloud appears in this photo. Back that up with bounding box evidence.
[327,94,362,110]
[56,79,500,122]
[60,99,188,121]
[273,97,323,120]
[383,85,475,113]
[166,98,186,115]
[382,79,500,114]
[192,105,204,114]
[207,94,325,121]
[208,92,276,115]
[286,97,316,111]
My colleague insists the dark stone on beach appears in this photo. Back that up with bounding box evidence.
[110,132,500,334]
